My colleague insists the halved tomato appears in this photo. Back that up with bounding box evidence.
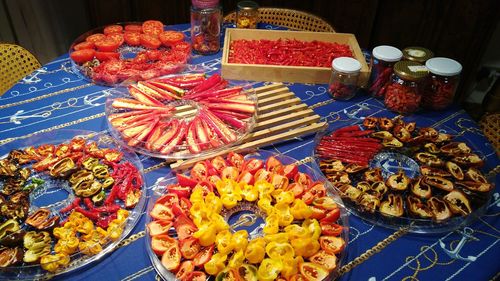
[174,41,191,53]
[308,182,327,197]
[242,158,263,174]
[285,183,305,198]
[103,24,123,35]
[161,243,181,271]
[86,33,106,43]
[180,237,201,259]
[73,41,95,51]
[265,156,283,172]
[125,24,142,32]
[156,193,179,208]
[176,260,194,280]
[319,236,345,255]
[310,250,337,271]
[320,222,343,236]
[70,49,95,64]
[95,38,120,52]
[299,262,329,281]
[108,33,124,46]
[124,32,141,46]
[151,234,177,256]
[193,244,214,267]
[147,219,173,236]
[150,203,174,221]
[191,161,208,181]
[142,20,164,36]
[140,33,161,49]
[95,51,120,61]
[167,184,190,198]
[159,31,185,46]
[221,166,240,181]
[186,271,207,281]
[227,152,244,169]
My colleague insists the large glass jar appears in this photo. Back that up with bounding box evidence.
[384,61,429,114]
[368,45,403,98]
[191,5,222,55]
[236,0,259,29]
[422,57,462,110]
[402,46,434,64]
[328,57,361,100]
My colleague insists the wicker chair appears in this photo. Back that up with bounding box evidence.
[0,43,41,95]
[479,113,500,156]
[224,7,335,32]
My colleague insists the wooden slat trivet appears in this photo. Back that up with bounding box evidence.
[170,83,327,170]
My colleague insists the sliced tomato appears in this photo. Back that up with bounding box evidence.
[151,234,177,256]
[70,49,95,64]
[281,164,299,179]
[179,237,201,259]
[186,271,207,281]
[227,152,244,169]
[150,203,174,221]
[294,172,312,188]
[254,169,272,182]
[312,197,338,211]
[125,24,142,32]
[147,219,173,236]
[86,33,106,43]
[285,183,305,198]
[142,20,164,36]
[108,33,124,46]
[221,166,240,181]
[174,41,191,53]
[191,161,208,181]
[309,250,337,271]
[156,193,179,208]
[308,182,327,197]
[299,262,329,281]
[176,173,198,188]
[210,156,227,174]
[265,156,283,172]
[193,244,214,267]
[73,41,95,51]
[103,24,123,35]
[159,31,185,47]
[167,184,190,198]
[146,49,162,60]
[320,208,341,224]
[95,38,120,52]
[95,51,120,61]
[176,260,195,280]
[160,50,189,63]
[124,32,141,46]
[140,33,161,49]
[238,170,254,185]
[174,214,197,240]
[309,205,327,220]
[320,222,343,236]
[319,236,345,255]
[161,243,181,271]
[242,158,263,174]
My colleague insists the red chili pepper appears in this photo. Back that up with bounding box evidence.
[74,206,101,221]
[96,212,118,229]
[60,198,82,214]
[384,83,421,114]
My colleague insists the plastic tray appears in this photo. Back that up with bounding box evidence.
[313,119,494,234]
[0,130,147,279]
[145,149,349,281]
[105,74,257,160]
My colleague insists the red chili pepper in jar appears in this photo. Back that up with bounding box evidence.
[422,57,462,110]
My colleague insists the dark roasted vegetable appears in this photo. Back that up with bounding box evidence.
[423,176,454,192]
[380,194,404,217]
[386,170,410,191]
[428,197,452,221]
[410,177,432,199]
[443,190,472,215]
[407,196,433,219]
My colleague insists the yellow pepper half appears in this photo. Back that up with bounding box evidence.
[205,192,223,214]
[263,214,280,235]
[54,236,79,255]
[265,241,295,260]
[245,239,266,264]
[275,202,294,227]
[227,249,245,269]
[240,183,259,202]
[302,219,321,241]
[264,232,289,244]
[204,252,227,275]
[40,253,70,273]
[231,230,249,252]
[78,240,102,256]
[284,224,309,240]
[107,220,124,241]
[281,256,303,279]
[273,190,295,205]
[193,223,217,246]
[290,237,320,258]
[257,258,283,281]
[255,180,274,197]
[216,230,234,255]
[290,199,312,220]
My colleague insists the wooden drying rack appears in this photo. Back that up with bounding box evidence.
[170,83,327,170]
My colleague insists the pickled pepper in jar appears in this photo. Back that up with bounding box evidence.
[369,45,403,98]
[328,57,361,100]
[236,1,259,29]
[191,5,222,55]
[422,57,462,110]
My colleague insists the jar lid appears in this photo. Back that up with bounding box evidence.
[372,45,403,62]
[237,0,259,10]
[425,57,462,76]
[332,57,361,74]
[394,61,429,81]
[192,0,220,9]
[403,47,434,63]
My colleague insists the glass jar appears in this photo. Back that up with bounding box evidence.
[422,57,462,110]
[402,47,434,64]
[236,1,259,29]
[191,5,222,55]
[369,45,403,98]
[192,0,219,9]
[328,57,361,100]
[384,61,429,114]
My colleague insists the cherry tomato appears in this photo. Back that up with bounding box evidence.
[295,172,312,188]
[320,208,341,224]
[193,244,214,267]
[320,222,343,236]
[191,161,208,181]
[167,184,190,198]
[86,33,106,43]
[95,51,120,61]
[319,236,345,255]
[151,234,177,256]
[309,205,327,220]
[210,156,227,174]
[227,152,244,169]
[299,262,329,281]
[103,24,123,35]
[161,243,181,271]
[186,271,207,281]
[281,164,299,179]
[142,20,164,36]
[221,166,240,181]
[159,31,185,46]
[73,41,95,51]
[95,38,120,52]
[285,183,305,198]
[150,203,174,221]
[108,33,124,46]
[147,219,173,236]
[156,193,179,208]
[140,33,161,49]
[312,197,338,211]
[174,214,197,240]
[180,237,201,259]
[125,24,142,32]
[124,32,141,46]
[265,156,283,172]
[176,260,194,280]
[242,158,264,174]
[70,49,95,64]
[174,41,192,54]
[254,169,272,182]
[176,173,198,188]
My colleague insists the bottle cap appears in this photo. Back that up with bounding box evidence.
[372,45,403,62]
[425,57,462,76]
[332,57,361,74]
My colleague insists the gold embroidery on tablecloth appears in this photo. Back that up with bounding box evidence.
[310,99,335,109]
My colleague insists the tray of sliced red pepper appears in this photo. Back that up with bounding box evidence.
[69,20,190,86]
[0,130,146,279]
[105,73,257,160]
[145,150,349,281]
[313,117,495,233]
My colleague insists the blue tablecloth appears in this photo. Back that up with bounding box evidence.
[0,23,499,281]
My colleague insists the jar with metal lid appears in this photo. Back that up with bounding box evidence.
[369,45,403,98]
[328,57,361,100]
[192,0,219,9]
[236,1,259,28]
[422,57,462,110]
[402,47,434,64]
[191,5,222,55]
[384,61,429,114]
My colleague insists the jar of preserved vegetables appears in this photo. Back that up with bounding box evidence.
[236,1,259,29]
[422,57,462,110]
[402,47,434,64]
[384,61,429,114]
[369,45,403,98]
[191,5,222,55]
[328,57,361,100]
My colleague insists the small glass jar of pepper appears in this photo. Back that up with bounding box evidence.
[384,61,429,114]
[369,45,403,98]
[402,46,434,64]
[328,57,361,100]
[422,57,462,110]
[236,0,259,29]
[190,5,222,55]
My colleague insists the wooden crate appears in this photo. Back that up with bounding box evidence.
[170,83,327,170]
[221,28,369,86]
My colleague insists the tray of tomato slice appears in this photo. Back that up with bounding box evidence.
[69,20,191,86]
[145,150,349,281]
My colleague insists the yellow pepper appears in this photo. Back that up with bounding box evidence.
[240,183,259,202]
[40,253,70,272]
[216,179,239,195]
[265,241,294,260]
[193,223,217,246]
[79,240,102,255]
[210,213,230,232]
[68,211,86,222]
[302,219,321,241]
[75,218,94,234]
[190,202,211,226]
[263,214,280,235]
[116,209,129,222]
[245,239,266,264]
[107,220,124,241]
[273,190,295,205]
[54,236,79,255]
[232,230,248,252]
[189,186,205,204]
[275,202,294,227]
[290,237,320,258]
[257,194,274,215]
[257,258,283,281]
[290,199,312,220]
[264,232,289,244]
[284,225,309,240]
[221,193,241,209]
[204,252,227,275]
[205,192,223,214]
[83,227,108,244]
[216,230,234,255]
[281,256,303,278]
[255,180,274,197]
[53,226,76,240]
[227,249,245,269]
